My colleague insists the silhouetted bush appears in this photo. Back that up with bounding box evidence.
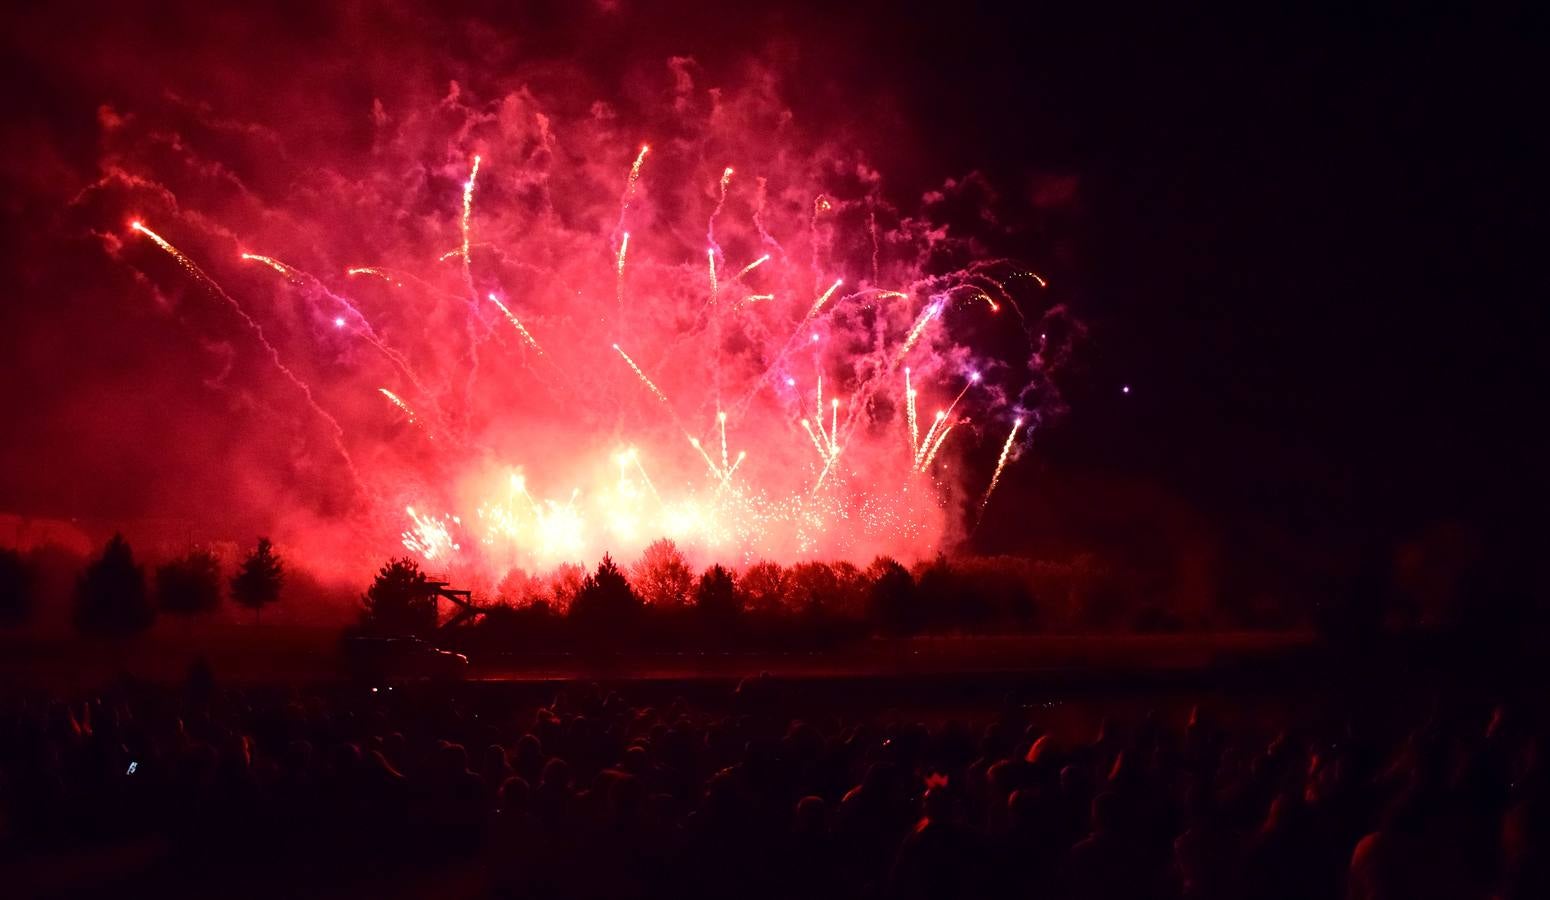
[0,547,35,627]
[73,534,153,636]
[155,548,222,616]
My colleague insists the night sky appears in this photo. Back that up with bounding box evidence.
[1,2,1542,584]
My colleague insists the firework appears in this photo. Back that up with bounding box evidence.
[734,254,770,280]
[379,387,418,423]
[239,252,294,278]
[402,506,461,560]
[980,418,1023,513]
[130,221,363,491]
[918,421,957,472]
[345,266,402,286]
[613,343,670,406]
[615,144,650,238]
[486,293,545,354]
[461,155,481,293]
[109,77,1067,579]
[896,301,942,362]
[802,278,845,324]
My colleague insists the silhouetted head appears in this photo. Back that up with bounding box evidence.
[922,787,953,824]
[540,757,571,790]
[610,772,643,820]
[795,795,828,834]
[438,742,470,776]
[1008,788,1038,831]
[1091,791,1120,834]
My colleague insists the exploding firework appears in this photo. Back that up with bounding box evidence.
[106,64,1069,580]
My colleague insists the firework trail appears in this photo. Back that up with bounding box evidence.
[130,221,364,495]
[725,450,747,480]
[918,422,957,472]
[708,166,734,247]
[239,253,294,278]
[718,410,729,472]
[734,254,770,281]
[729,278,848,417]
[914,373,980,469]
[814,375,828,449]
[905,368,919,456]
[486,293,544,354]
[624,449,662,504]
[240,252,435,408]
[613,343,670,406]
[813,445,841,494]
[688,436,723,481]
[979,418,1023,514]
[614,144,649,240]
[801,418,829,461]
[801,278,845,326]
[460,154,481,296]
[614,231,631,334]
[345,266,403,286]
[896,301,943,362]
[378,388,421,425]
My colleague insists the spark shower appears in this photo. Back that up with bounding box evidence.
[105,63,1073,582]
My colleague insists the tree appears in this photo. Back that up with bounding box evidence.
[570,554,642,632]
[497,566,548,608]
[156,549,222,617]
[360,557,436,635]
[785,562,841,614]
[738,560,788,614]
[231,538,284,623]
[632,538,694,608]
[694,564,739,622]
[548,562,586,612]
[74,533,153,636]
[867,556,920,635]
[0,547,35,627]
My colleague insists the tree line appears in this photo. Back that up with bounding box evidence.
[352,538,1047,650]
[0,535,283,635]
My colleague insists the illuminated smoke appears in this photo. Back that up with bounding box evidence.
[101,66,1072,579]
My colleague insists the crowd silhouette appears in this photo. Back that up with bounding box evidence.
[2,673,1546,899]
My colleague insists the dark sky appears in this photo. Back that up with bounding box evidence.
[1,1,1542,565]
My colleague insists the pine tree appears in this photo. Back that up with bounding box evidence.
[231,538,284,623]
[74,534,154,636]
[693,564,739,621]
[360,557,436,635]
[570,553,642,630]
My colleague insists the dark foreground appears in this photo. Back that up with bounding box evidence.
[3,637,1547,900]
[0,629,1308,689]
